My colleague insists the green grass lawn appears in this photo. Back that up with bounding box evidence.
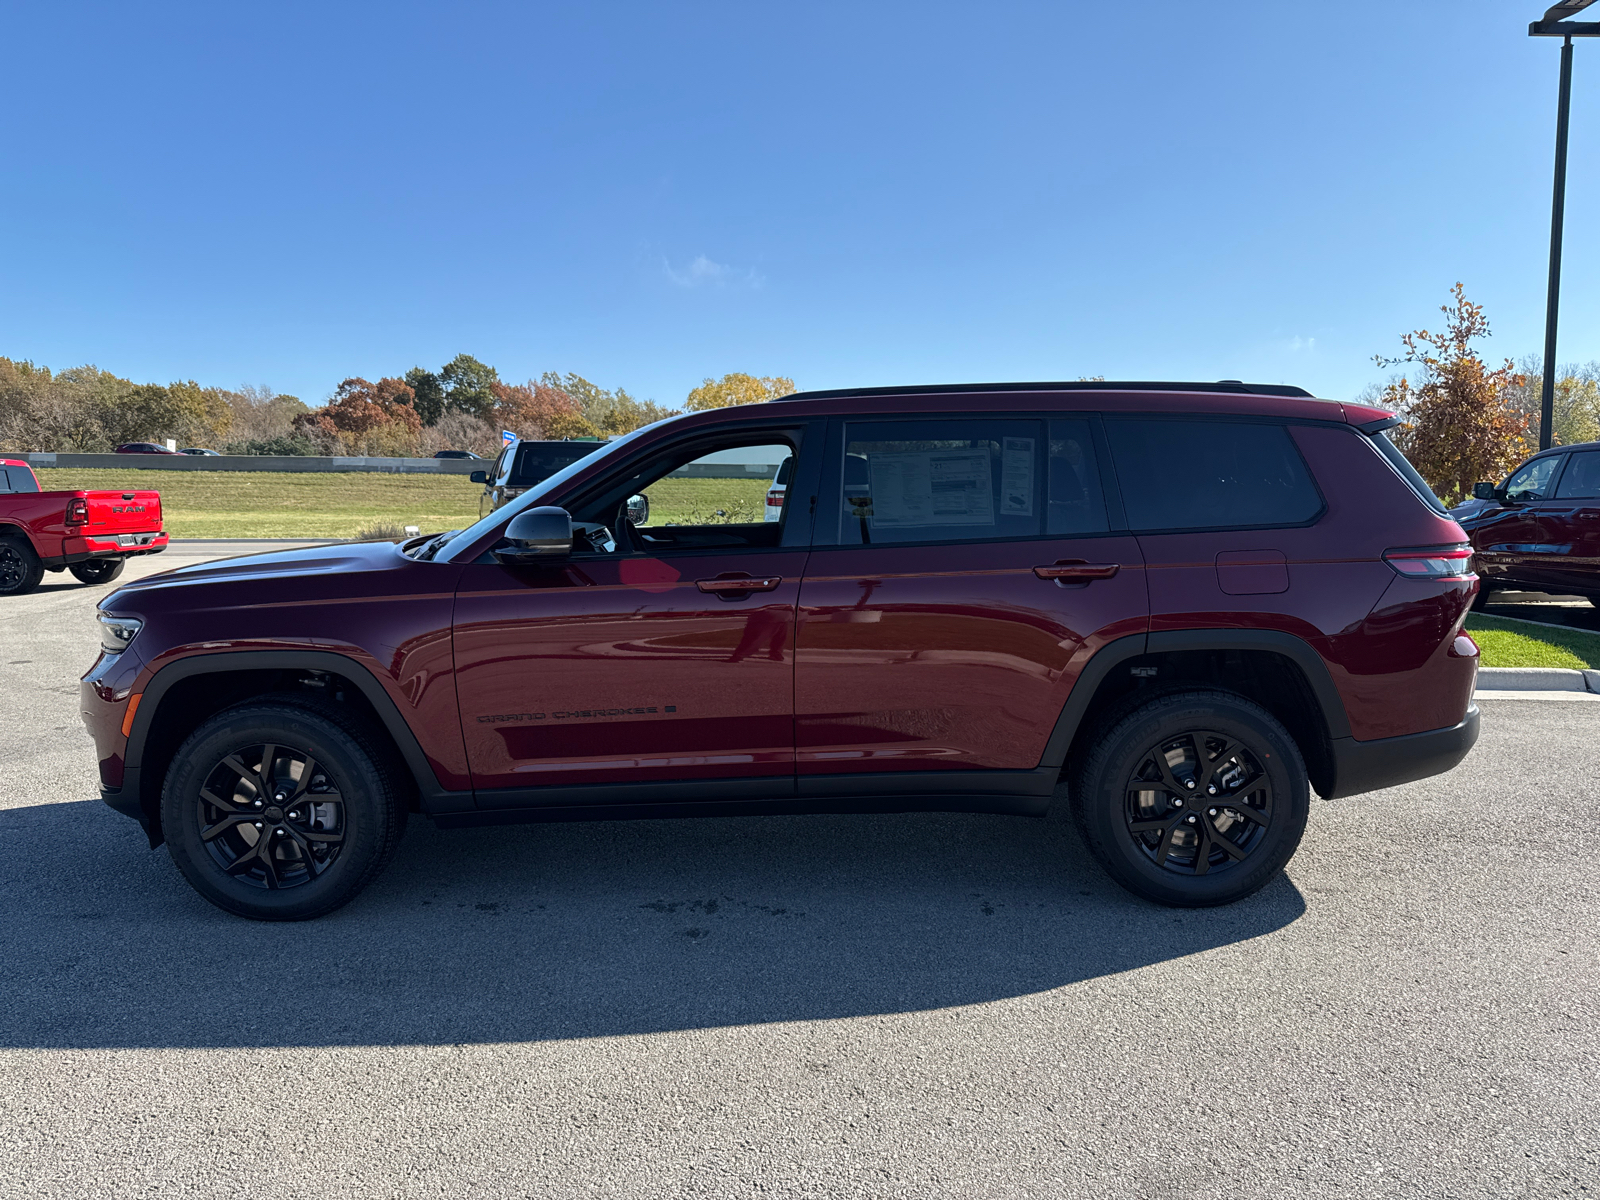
[1465,613,1600,669]
[33,468,770,539]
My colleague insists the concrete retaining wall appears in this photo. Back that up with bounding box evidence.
[21,452,784,480]
[21,452,482,475]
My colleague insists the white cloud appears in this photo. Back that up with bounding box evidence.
[1288,336,1317,353]
[664,255,764,289]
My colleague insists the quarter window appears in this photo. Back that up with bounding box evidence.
[1105,419,1323,532]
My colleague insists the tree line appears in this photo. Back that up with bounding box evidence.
[0,354,796,457]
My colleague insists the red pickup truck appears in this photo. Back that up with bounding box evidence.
[0,458,166,594]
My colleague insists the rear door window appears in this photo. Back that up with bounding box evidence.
[1556,451,1600,499]
[1104,418,1323,532]
[836,419,1045,545]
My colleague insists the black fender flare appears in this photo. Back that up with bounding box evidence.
[122,650,471,838]
[1036,628,1351,769]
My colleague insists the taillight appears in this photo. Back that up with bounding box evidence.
[1382,543,1473,578]
[66,497,89,526]
[766,489,784,508]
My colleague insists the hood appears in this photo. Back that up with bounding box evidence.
[101,540,404,610]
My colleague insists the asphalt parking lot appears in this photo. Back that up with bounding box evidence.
[1,544,1596,1199]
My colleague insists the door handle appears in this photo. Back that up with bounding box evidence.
[1033,561,1120,582]
[696,576,782,594]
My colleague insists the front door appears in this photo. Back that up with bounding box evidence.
[454,430,812,801]
[1472,453,1567,592]
[795,415,1147,785]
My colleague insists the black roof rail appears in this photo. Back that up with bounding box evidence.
[774,380,1316,402]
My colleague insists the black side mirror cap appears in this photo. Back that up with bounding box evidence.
[469,470,488,484]
[1472,482,1498,500]
[493,506,573,565]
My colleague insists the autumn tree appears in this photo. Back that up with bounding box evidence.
[1373,284,1530,504]
[294,376,423,456]
[685,372,795,411]
[492,380,599,439]
[601,392,678,435]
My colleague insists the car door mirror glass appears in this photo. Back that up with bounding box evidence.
[626,493,649,526]
[493,506,573,564]
[1472,481,1497,500]
[469,470,488,484]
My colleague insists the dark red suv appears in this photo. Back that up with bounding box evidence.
[82,382,1482,919]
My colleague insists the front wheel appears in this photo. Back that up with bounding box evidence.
[1071,690,1310,907]
[160,701,407,920]
[69,557,126,585]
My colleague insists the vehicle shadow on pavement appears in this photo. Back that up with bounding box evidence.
[0,796,1304,1049]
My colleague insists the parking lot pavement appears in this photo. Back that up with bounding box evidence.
[0,548,1595,1199]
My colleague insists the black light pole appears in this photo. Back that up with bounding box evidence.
[1531,1,1600,449]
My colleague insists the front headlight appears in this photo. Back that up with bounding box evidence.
[99,614,143,654]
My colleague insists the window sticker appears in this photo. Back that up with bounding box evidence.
[868,450,995,527]
[1000,437,1035,517]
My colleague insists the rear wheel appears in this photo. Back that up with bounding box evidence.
[0,536,44,596]
[1071,690,1310,907]
[160,701,407,920]
[1471,583,1494,611]
[69,557,126,585]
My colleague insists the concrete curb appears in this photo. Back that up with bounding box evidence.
[1476,666,1600,693]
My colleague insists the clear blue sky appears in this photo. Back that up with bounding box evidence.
[2,1,1595,407]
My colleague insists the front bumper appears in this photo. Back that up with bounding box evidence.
[1323,704,1481,799]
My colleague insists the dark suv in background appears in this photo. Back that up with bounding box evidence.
[83,381,1481,920]
[1456,441,1600,607]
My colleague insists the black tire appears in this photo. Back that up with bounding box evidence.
[69,557,126,585]
[1471,583,1494,611]
[160,700,408,920]
[1070,690,1310,907]
[0,535,44,596]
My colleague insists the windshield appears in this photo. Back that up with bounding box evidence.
[435,419,677,562]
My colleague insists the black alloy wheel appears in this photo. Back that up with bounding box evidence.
[194,743,347,889]
[1071,690,1309,907]
[1124,730,1272,876]
[0,536,44,596]
[69,557,126,585]
[161,701,406,920]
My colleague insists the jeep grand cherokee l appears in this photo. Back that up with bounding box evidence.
[82,381,1481,920]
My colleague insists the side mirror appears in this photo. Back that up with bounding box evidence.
[492,506,572,565]
[469,470,488,485]
[626,493,649,526]
[1472,482,1498,500]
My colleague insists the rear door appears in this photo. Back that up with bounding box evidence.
[1546,449,1600,595]
[794,415,1146,793]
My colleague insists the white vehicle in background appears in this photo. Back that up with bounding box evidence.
[764,456,793,522]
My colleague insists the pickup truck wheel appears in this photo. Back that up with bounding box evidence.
[0,536,44,596]
[160,702,407,920]
[69,558,126,585]
[1071,690,1309,908]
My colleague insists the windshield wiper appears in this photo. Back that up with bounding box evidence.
[414,530,460,562]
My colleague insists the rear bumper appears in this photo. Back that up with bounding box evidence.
[42,531,167,568]
[1323,705,1480,799]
